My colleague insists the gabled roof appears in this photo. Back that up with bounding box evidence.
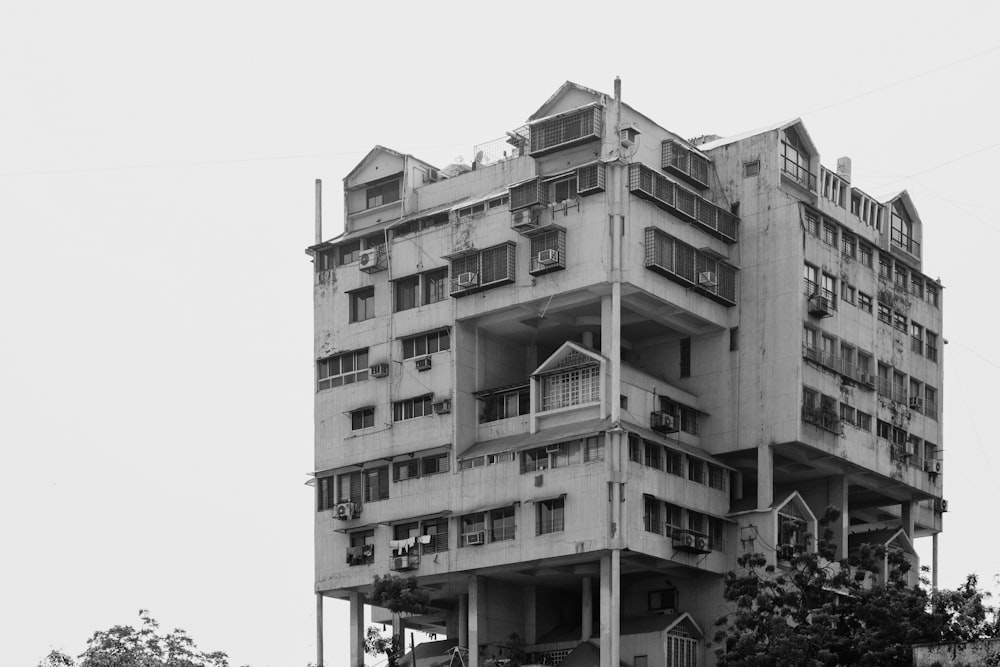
[884,189,924,229]
[457,417,609,461]
[532,341,605,376]
[848,527,916,556]
[528,81,607,121]
[344,145,406,184]
[698,118,817,157]
[397,638,458,667]
[773,490,817,523]
[620,611,704,638]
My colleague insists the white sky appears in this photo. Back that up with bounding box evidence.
[3,2,1000,666]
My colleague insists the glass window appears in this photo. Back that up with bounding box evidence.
[350,287,375,322]
[351,407,374,430]
[424,268,449,305]
[394,276,419,312]
[537,497,565,534]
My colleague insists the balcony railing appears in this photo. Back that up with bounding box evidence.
[891,228,921,258]
[781,158,817,191]
[346,545,375,566]
[802,405,841,434]
[629,164,738,242]
[644,227,738,306]
[892,384,908,405]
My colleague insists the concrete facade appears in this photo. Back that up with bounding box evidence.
[308,80,946,667]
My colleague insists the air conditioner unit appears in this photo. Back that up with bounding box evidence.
[537,249,560,265]
[650,410,678,434]
[432,399,451,414]
[863,373,877,387]
[415,356,432,371]
[391,556,418,571]
[334,502,359,520]
[697,271,718,287]
[425,168,439,183]
[511,209,540,233]
[464,531,486,546]
[457,272,478,288]
[695,536,710,552]
[369,363,389,378]
[924,459,943,475]
[935,498,949,512]
[909,396,923,410]
[358,248,383,273]
[672,532,696,550]
[808,295,833,318]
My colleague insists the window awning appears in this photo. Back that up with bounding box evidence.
[620,420,734,470]
[451,189,508,211]
[458,418,610,461]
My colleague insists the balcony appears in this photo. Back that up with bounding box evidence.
[345,545,375,566]
[807,294,834,318]
[891,228,921,258]
[528,104,603,157]
[389,553,421,572]
[644,227,738,306]
[802,405,841,434]
[781,158,817,192]
[629,164,738,242]
[671,528,713,554]
[661,140,710,189]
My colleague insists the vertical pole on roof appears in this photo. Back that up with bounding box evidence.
[315,179,323,245]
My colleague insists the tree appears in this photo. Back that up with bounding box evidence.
[364,575,432,667]
[37,610,241,667]
[714,507,1000,666]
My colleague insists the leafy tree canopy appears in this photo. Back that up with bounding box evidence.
[369,574,431,616]
[714,507,1000,667]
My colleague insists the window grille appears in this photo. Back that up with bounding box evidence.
[510,178,548,211]
[450,243,515,296]
[576,162,606,194]
[644,227,737,305]
[529,228,566,275]
[662,140,710,188]
[541,365,600,411]
[528,105,603,156]
[628,163,737,243]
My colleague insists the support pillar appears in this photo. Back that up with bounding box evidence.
[524,584,537,644]
[610,550,620,667]
[828,475,849,556]
[756,444,774,509]
[316,594,324,667]
[468,576,480,667]
[459,594,469,648]
[932,533,939,590]
[901,500,915,539]
[349,592,364,667]
[599,556,611,667]
[581,576,593,640]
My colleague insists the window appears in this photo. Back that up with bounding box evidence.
[317,349,369,390]
[347,529,375,565]
[859,243,873,267]
[528,104,602,156]
[926,283,939,307]
[858,292,873,314]
[911,323,924,355]
[665,629,699,667]
[537,497,565,534]
[643,227,739,301]
[366,178,400,209]
[460,512,486,546]
[890,203,915,254]
[842,233,856,259]
[822,221,838,247]
[803,264,818,295]
[688,459,705,484]
[910,379,923,411]
[541,365,601,411]
[363,466,389,502]
[857,351,873,376]
[879,254,893,280]
[841,282,855,305]
[351,407,375,430]
[422,519,450,553]
[583,435,604,462]
[895,265,908,290]
[393,452,450,481]
[393,276,419,313]
[479,385,530,423]
[821,273,837,303]
[402,329,450,359]
[680,338,691,378]
[490,506,516,542]
[337,240,361,267]
[708,465,727,491]
[781,128,813,189]
[744,160,760,177]
[349,287,375,323]
[730,326,739,351]
[337,471,363,504]
[856,410,872,432]
[529,228,566,275]
[893,311,908,332]
[456,202,486,218]
[925,386,938,419]
[393,395,433,421]
[893,370,907,403]
[551,175,578,202]
[840,403,856,426]
[393,521,419,542]
[926,331,938,362]
[459,457,484,471]
[424,268,449,305]
[804,211,820,236]
[877,363,892,398]
[317,476,336,511]
[450,242,516,295]
[877,303,892,324]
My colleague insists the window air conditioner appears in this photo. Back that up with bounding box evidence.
[334,502,360,520]
[924,459,943,475]
[808,295,833,318]
[650,410,678,434]
[695,536,710,552]
[909,396,923,410]
[935,498,949,512]
[391,556,418,571]
[537,249,560,265]
[697,271,718,287]
[464,531,485,546]
[358,248,383,273]
[415,356,432,371]
[457,272,478,288]
[369,363,389,378]
[863,373,876,387]
[432,399,451,414]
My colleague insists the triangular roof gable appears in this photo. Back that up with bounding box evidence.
[699,118,817,157]
[344,145,406,188]
[886,189,924,229]
[663,611,704,639]
[533,341,605,376]
[772,491,817,523]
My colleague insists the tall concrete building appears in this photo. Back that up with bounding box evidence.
[308,80,945,667]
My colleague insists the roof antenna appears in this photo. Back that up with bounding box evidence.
[314,179,323,245]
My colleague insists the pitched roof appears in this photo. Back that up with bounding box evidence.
[697,118,811,153]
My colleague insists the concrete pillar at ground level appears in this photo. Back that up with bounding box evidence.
[610,550,620,667]
[901,500,915,539]
[524,584,537,644]
[459,594,469,650]
[581,576,593,640]
[468,576,480,667]
[316,594,324,667]
[828,475,849,556]
[599,556,611,667]
[349,592,364,667]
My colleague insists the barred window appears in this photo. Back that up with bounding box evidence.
[541,365,601,411]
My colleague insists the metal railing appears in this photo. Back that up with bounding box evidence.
[802,405,841,433]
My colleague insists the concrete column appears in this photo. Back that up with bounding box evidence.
[459,594,469,649]
[581,576,593,640]
[901,500,915,538]
[756,444,774,509]
[349,592,364,667]
[828,475,849,556]
[599,555,611,667]
[468,576,480,667]
[524,584,537,644]
[316,594,325,667]
[932,533,939,590]
[392,615,404,663]
[610,550,621,667]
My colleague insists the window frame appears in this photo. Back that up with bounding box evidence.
[349,287,376,323]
